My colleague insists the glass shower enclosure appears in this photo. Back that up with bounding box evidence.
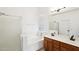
[0,15,22,51]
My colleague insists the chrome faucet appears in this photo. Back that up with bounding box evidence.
[70,35,75,41]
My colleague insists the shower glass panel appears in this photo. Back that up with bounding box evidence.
[0,15,21,51]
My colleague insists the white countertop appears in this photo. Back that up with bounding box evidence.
[45,34,79,47]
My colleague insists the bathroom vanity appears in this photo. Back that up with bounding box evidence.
[44,35,79,51]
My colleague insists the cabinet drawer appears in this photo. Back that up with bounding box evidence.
[44,37,52,40]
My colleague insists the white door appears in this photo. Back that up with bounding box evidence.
[0,15,21,51]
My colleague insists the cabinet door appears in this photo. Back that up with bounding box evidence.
[44,37,53,51]
[60,42,73,51]
[47,39,53,51]
[44,38,48,51]
[53,40,60,51]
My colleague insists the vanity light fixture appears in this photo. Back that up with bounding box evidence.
[50,7,66,12]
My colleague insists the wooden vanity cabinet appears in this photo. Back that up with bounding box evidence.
[72,45,79,51]
[47,39,53,51]
[44,37,53,51]
[53,40,60,51]
[44,37,60,51]
[60,42,79,51]
[44,37,79,51]
[60,42,74,51]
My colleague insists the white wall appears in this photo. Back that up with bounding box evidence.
[24,7,49,51]
[22,8,41,51]
[0,7,49,51]
[38,7,49,36]
[50,8,79,36]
